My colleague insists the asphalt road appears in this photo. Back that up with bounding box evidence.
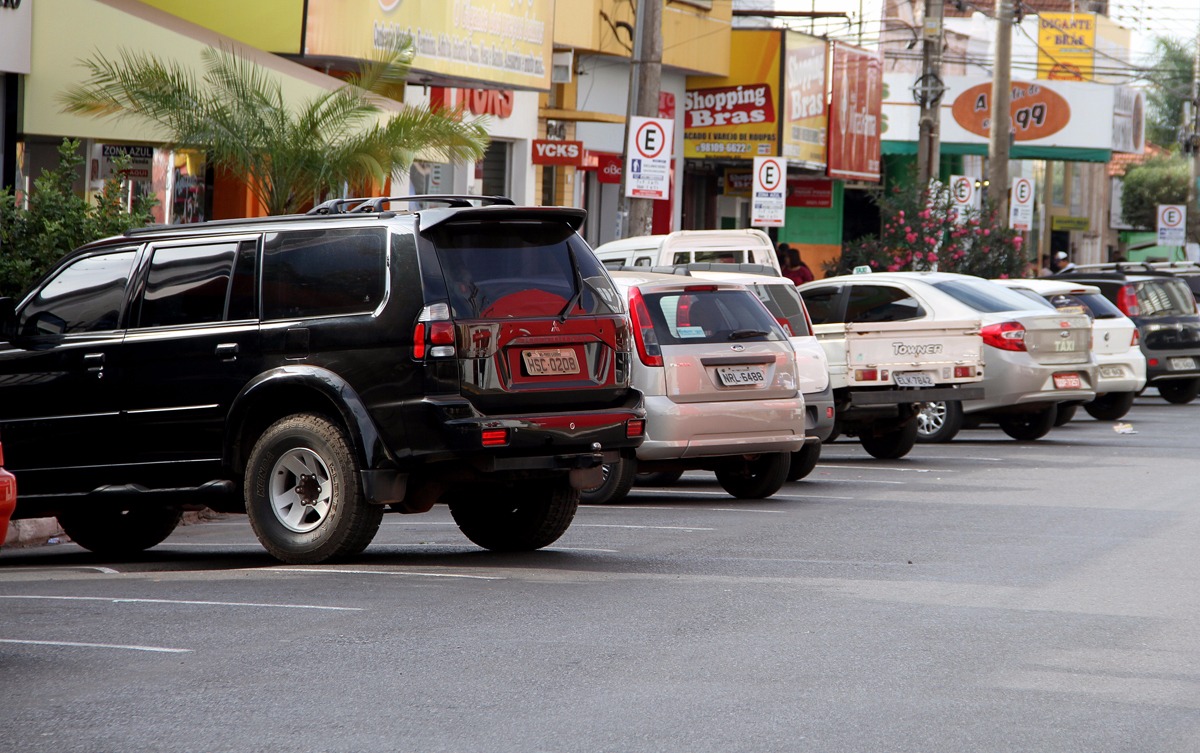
[2,395,1199,753]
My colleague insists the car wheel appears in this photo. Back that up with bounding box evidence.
[1158,378,1200,404]
[1084,391,1136,421]
[56,506,183,556]
[997,405,1057,441]
[915,400,963,443]
[580,457,637,505]
[715,453,790,499]
[1052,403,1077,426]
[786,442,822,482]
[449,479,579,551]
[245,413,382,564]
[859,420,919,459]
[635,470,685,487]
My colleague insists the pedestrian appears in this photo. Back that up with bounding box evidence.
[1052,251,1077,274]
[1037,254,1052,277]
[776,242,792,271]
[790,248,814,284]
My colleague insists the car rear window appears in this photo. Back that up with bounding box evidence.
[1044,292,1123,319]
[932,278,1049,313]
[431,223,622,319]
[261,228,387,320]
[751,283,812,337]
[640,289,786,345]
[1135,279,1197,317]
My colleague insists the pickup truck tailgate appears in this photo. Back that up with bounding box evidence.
[816,318,984,387]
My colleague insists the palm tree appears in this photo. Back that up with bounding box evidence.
[58,40,489,215]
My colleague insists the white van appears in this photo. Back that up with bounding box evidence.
[593,229,781,273]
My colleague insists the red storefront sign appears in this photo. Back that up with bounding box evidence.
[595,153,623,184]
[430,87,514,119]
[532,140,584,166]
[827,43,882,182]
[787,178,833,208]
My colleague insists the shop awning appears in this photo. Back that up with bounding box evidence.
[23,0,397,142]
[882,141,1113,163]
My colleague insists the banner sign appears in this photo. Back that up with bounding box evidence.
[625,117,674,200]
[1009,177,1034,231]
[305,0,552,90]
[751,157,786,227]
[787,179,834,208]
[531,140,583,166]
[0,0,31,74]
[1158,205,1187,246]
[1037,12,1096,81]
[724,170,752,197]
[684,30,781,160]
[781,32,827,168]
[827,43,882,182]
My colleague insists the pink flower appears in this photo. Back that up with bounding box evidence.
[919,209,931,219]
[898,210,906,219]
[887,264,900,272]
[952,251,965,260]
[905,233,918,243]
[869,260,878,268]
[924,236,936,246]
[982,229,990,236]
[999,273,1009,279]
[1012,236,1024,245]
[927,252,938,262]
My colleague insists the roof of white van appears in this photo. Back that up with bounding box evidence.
[594,228,774,255]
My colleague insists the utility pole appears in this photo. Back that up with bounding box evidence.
[1188,17,1200,243]
[616,0,663,239]
[987,0,1013,219]
[916,0,946,187]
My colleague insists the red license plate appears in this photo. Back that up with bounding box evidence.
[1053,372,1082,389]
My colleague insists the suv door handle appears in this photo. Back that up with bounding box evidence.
[82,352,105,377]
[215,343,240,360]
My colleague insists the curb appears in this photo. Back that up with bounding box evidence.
[3,511,225,550]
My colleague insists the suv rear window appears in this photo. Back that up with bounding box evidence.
[932,278,1048,313]
[1135,279,1196,317]
[641,289,786,345]
[751,283,811,337]
[431,223,622,318]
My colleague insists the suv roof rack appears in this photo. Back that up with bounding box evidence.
[307,194,515,215]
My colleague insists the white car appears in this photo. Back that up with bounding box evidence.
[581,271,810,504]
[993,278,1146,421]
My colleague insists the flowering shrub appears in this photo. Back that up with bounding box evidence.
[828,184,1029,280]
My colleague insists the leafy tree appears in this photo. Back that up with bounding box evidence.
[1118,153,1200,241]
[829,184,1028,279]
[1143,36,1195,148]
[58,40,489,216]
[0,139,156,299]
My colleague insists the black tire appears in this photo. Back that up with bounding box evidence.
[1084,391,1136,421]
[1158,378,1200,405]
[915,400,963,443]
[581,457,637,505]
[826,421,842,443]
[57,506,183,556]
[635,470,685,487]
[786,442,822,482]
[859,420,919,459]
[449,479,579,551]
[715,453,791,499]
[997,405,1057,441]
[1052,403,1077,427]
[244,413,382,564]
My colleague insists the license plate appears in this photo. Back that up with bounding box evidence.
[894,372,935,387]
[717,365,766,386]
[1099,365,1124,379]
[1053,372,1082,389]
[1169,357,1197,370]
[522,348,580,376]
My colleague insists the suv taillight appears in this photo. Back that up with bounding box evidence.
[413,303,455,360]
[981,321,1027,351]
[0,440,5,465]
[1116,284,1140,317]
[628,287,663,367]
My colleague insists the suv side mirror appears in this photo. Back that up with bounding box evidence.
[0,298,16,342]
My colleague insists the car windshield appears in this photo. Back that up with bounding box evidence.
[431,223,622,319]
[1135,279,1197,318]
[932,278,1052,313]
[641,288,786,345]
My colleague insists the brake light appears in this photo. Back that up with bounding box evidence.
[481,428,509,447]
[413,303,454,359]
[0,440,5,466]
[626,419,645,438]
[1131,329,1140,347]
[855,368,887,381]
[953,366,974,378]
[982,321,1027,351]
[628,287,663,367]
[1116,285,1140,317]
[684,285,719,292]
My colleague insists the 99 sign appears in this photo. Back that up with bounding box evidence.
[1014,103,1047,131]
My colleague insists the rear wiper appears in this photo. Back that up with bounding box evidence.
[559,252,584,321]
[728,329,770,340]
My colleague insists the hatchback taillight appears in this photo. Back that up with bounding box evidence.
[1116,285,1140,317]
[628,287,663,367]
[1131,328,1140,347]
[981,321,1027,351]
[413,303,455,360]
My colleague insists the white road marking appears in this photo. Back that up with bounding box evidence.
[576,524,714,532]
[249,568,504,581]
[546,547,620,553]
[0,595,362,611]
[0,638,190,654]
[820,464,952,473]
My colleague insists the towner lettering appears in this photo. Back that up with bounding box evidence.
[892,342,944,357]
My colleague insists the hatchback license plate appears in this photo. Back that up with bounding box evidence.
[1099,365,1124,379]
[1053,372,1082,389]
[1169,357,1197,370]
[717,365,766,386]
[894,372,935,387]
[522,348,580,376]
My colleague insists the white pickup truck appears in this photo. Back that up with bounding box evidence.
[801,276,986,459]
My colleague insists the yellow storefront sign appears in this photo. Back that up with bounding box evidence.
[684,30,781,160]
[1051,216,1090,231]
[1037,12,1095,81]
[781,32,827,168]
[305,0,552,90]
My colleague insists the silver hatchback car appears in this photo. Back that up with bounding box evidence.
[581,272,810,504]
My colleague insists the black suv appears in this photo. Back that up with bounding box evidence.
[0,196,644,563]
[1055,265,1200,403]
